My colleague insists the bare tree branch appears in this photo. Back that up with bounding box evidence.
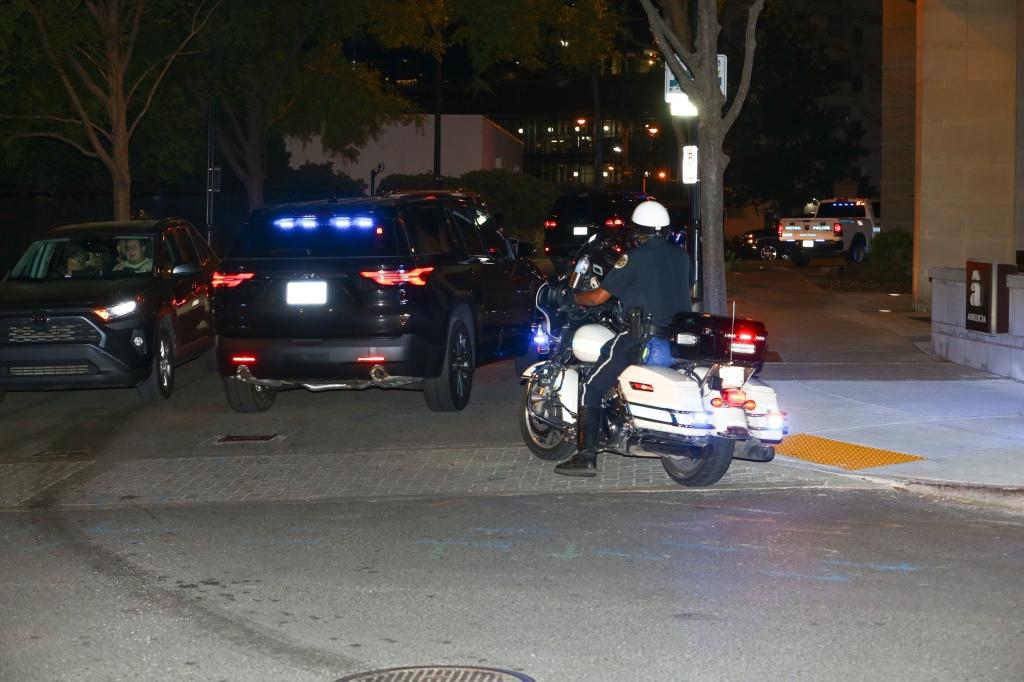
[121,0,144,80]
[639,0,700,93]
[23,1,113,168]
[6,131,103,160]
[128,0,223,136]
[68,55,111,105]
[722,0,765,134]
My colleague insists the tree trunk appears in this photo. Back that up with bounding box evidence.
[111,119,132,221]
[699,118,728,314]
[591,69,603,189]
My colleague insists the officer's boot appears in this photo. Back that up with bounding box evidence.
[554,406,602,477]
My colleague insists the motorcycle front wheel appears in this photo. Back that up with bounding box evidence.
[661,436,735,487]
[519,378,576,461]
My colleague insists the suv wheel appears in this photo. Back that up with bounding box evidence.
[424,314,474,412]
[137,325,175,402]
[223,378,276,413]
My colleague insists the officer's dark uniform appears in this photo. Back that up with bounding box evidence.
[579,236,693,409]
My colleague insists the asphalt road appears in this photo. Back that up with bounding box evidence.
[2,264,1022,681]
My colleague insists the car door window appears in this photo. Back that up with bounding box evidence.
[451,205,508,259]
[449,207,485,256]
[402,204,463,256]
[171,227,199,264]
[183,225,216,265]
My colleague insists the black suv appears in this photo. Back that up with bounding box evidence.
[0,219,218,401]
[542,191,651,266]
[212,191,543,413]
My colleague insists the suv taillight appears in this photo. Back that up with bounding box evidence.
[604,217,625,228]
[212,271,255,288]
[544,220,557,230]
[360,267,434,286]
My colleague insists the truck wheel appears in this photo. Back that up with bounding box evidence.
[847,236,867,264]
[423,311,475,412]
[223,378,276,413]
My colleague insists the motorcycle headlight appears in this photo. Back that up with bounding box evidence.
[93,300,138,321]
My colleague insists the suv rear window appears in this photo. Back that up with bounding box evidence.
[549,193,649,225]
[229,214,401,258]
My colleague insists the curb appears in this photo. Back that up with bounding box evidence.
[860,476,1024,514]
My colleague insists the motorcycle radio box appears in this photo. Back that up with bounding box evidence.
[668,312,768,367]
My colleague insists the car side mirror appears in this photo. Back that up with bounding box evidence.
[171,262,200,277]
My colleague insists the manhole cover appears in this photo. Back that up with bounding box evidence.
[335,666,535,682]
[216,434,278,444]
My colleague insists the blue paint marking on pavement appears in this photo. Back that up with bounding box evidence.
[662,539,744,553]
[591,548,668,561]
[85,521,114,534]
[824,560,920,573]
[761,570,849,583]
[416,539,511,558]
[469,527,553,536]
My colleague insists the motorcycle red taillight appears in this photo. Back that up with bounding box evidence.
[711,388,752,409]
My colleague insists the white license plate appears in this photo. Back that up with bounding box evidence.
[719,365,745,388]
[802,240,815,248]
[286,281,327,305]
[573,226,588,236]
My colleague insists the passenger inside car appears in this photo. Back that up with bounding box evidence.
[113,238,153,273]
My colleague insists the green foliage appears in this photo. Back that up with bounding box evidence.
[458,169,561,243]
[266,162,366,198]
[377,169,560,245]
[831,230,914,292]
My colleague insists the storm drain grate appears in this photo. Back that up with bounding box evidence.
[216,434,279,444]
[335,666,535,682]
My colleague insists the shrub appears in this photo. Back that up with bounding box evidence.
[457,170,560,244]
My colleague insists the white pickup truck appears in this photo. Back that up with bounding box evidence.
[777,198,880,265]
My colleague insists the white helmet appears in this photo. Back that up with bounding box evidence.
[631,200,670,234]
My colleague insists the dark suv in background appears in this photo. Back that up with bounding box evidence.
[542,190,651,268]
[212,191,542,413]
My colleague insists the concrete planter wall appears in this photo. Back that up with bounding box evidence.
[930,267,1024,381]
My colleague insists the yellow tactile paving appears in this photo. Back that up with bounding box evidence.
[776,433,926,471]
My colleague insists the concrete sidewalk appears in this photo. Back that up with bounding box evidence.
[731,264,1024,509]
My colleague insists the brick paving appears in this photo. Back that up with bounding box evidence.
[0,445,838,510]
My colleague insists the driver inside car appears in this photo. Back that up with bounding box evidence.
[551,199,694,477]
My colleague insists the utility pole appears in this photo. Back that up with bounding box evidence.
[205,97,218,247]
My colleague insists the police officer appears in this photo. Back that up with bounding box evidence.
[554,200,694,477]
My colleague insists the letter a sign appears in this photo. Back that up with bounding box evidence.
[965,261,992,333]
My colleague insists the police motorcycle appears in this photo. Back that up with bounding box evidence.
[518,232,786,487]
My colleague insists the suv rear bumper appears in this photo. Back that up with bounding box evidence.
[216,334,445,382]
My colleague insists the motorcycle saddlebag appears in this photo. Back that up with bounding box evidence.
[668,312,768,367]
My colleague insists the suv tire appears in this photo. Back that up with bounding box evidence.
[223,378,277,413]
[424,312,474,412]
[137,324,175,402]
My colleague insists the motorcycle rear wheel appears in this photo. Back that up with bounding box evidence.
[661,436,735,487]
[519,378,576,461]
